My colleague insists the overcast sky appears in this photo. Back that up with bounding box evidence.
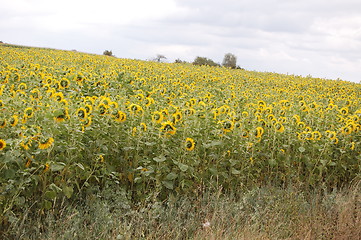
[1,0,361,82]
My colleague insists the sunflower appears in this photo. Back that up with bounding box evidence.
[312,131,322,141]
[172,111,183,124]
[0,119,6,128]
[152,111,164,124]
[241,129,249,138]
[84,117,92,127]
[54,108,69,122]
[220,119,234,133]
[326,131,337,140]
[84,104,93,114]
[24,107,34,118]
[331,137,339,144]
[184,108,195,116]
[160,121,177,135]
[128,103,143,115]
[60,78,70,88]
[145,97,154,107]
[255,126,264,138]
[297,121,306,129]
[114,110,126,122]
[185,137,195,151]
[140,122,147,132]
[0,139,6,151]
[38,137,54,150]
[109,101,118,109]
[97,103,108,115]
[53,92,64,102]
[274,122,285,133]
[339,107,349,116]
[20,138,32,150]
[9,115,19,127]
[76,107,88,121]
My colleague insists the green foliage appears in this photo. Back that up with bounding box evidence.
[103,50,113,56]
[1,45,361,235]
[222,53,237,69]
[192,56,220,67]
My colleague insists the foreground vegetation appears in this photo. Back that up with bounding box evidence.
[3,183,361,239]
[1,44,361,238]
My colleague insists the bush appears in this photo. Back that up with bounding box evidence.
[192,56,220,67]
[103,50,113,56]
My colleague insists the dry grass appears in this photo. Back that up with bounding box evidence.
[2,182,360,240]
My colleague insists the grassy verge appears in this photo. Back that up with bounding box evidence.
[2,182,360,240]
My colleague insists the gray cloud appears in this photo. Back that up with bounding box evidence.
[1,0,360,82]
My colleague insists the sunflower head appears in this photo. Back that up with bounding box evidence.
[114,110,126,122]
[160,121,177,135]
[38,137,54,150]
[185,138,195,151]
[0,139,6,151]
[152,111,164,124]
[76,107,88,120]
[274,122,285,133]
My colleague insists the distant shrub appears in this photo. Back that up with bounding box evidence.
[222,53,237,69]
[103,50,113,56]
[192,56,220,67]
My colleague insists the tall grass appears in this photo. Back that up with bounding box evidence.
[2,182,360,239]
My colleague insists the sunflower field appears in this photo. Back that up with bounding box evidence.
[1,45,361,222]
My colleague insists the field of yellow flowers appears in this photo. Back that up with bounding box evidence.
[1,44,361,221]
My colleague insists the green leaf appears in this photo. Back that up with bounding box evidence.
[75,163,85,170]
[49,183,62,192]
[231,168,241,175]
[3,168,15,179]
[162,180,174,190]
[50,162,66,172]
[62,186,74,199]
[177,163,189,172]
[153,155,166,162]
[165,172,178,181]
[43,200,52,210]
[44,190,57,200]
[298,147,306,153]
[204,140,223,148]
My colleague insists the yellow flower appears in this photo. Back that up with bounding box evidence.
[274,122,285,133]
[185,137,196,151]
[339,107,349,115]
[38,137,54,150]
[172,111,183,123]
[114,110,126,122]
[9,115,19,127]
[24,107,34,118]
[140,122,147,132]
[160,121,177,135]
[220,119,234,133]
[350,142,355,150]
[0,139,6,151]
[25,157,32,168]
[254,126,264,138]
[0,119,6,128]
[152,111,164,124]
[76,107,88,121]
[81,117,91,127]
[20,138,32,150]
[43,163,50,173]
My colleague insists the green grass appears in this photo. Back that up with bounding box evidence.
[2,182,360,240]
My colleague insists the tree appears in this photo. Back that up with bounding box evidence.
[103,50,113,56]
[174,58,187,64]
[222,53,237,69]
[154,54,167,62]
[192,56,220,67]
